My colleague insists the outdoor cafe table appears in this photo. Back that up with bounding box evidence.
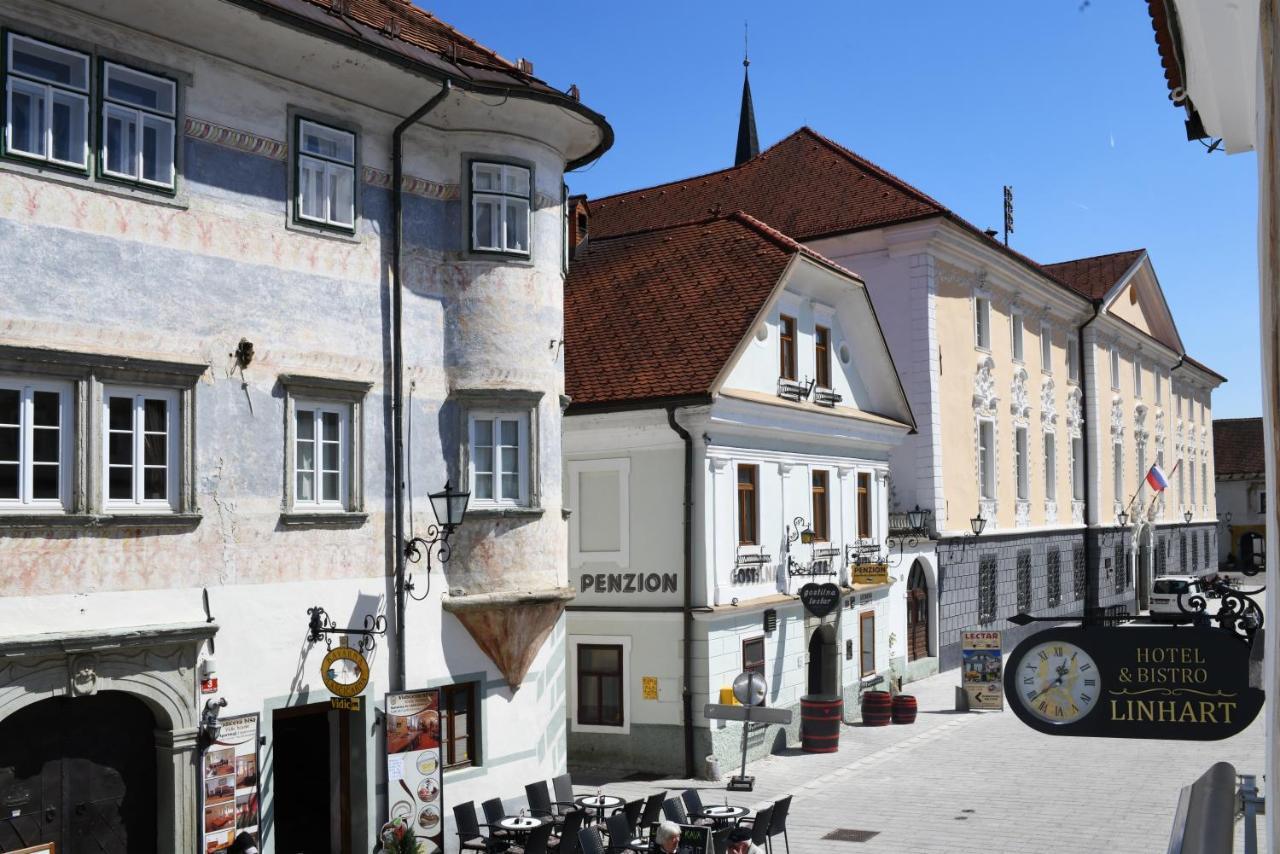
[695,805,751,827]
[497,814,550,842]
[574,793,625,823]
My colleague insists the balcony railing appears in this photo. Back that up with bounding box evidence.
[813,388,843,408]
[888,509,933,536]
[777,377,814,402]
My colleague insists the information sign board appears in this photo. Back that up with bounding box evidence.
[202,713,261,853]
[385,689,445,850]
[961,630,1003,710]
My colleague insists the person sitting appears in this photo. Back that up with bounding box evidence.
[652,820,681,853]
[725,827,763,854]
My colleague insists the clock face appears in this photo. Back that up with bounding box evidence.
[1015,640,1100,724]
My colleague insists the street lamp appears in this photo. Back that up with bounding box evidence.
[1117,510,1129,528]
[404,481,471,601]
[970,512,987,537]
[1184,509,1194,525]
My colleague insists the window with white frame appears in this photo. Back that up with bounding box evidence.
[293,403,348,510]
[1189,463,1197,511]
[1040,324,1052,373]
[296,119,356,229]
[101,62,177,189]
[1155,372,1162,405]
[469,412,529,506]
[104,386,178,510]
[1015,426,1029,500]
[974,296,991,350]
[1199,401,1205,425]
[0,378,71,510]
[1072,436,1084,501]
[1044,433,1056,502]
[1133,358,1142,397]
[471,161,530,255]
[1112,441,1123,503]
[1067,337,1079,382]
[3,33,89,169]
[1011,312,1024,362]
[978,419,996,500]
[1110,347,1121,390]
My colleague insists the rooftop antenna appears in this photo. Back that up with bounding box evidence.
[1002,185,1014,246]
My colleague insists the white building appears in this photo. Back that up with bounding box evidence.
[1214,418,1266,569]
[0,1,609,851]
[561,210,914,775]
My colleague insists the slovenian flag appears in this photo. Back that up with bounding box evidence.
[1145,464,1169,492]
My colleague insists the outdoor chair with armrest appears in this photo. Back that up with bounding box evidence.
[577,826,607,854]
[766,795,791,854]
[550,811,586,854]
[636,792,665,841]
[483,798,515,845]
[507,823,554,854]
[526,781,572,826]
[603,812,643,853]
[552,772,575,810]
[680,789,716,827]
[610,799,642,835]
[661,797,688,824]
[453,800,509,854]
[748,805,773,852]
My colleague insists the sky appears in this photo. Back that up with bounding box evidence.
[430,1,1261,419]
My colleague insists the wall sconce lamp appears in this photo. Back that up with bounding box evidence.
[403,481,471,601]
[1184,510,1194,525]
[970,512,987,537]
[1117,510,1129,528]
[198,697,228,750]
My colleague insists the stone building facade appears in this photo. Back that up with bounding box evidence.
[0,1,609,851]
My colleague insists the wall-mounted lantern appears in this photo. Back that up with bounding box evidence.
[404,481,471,601]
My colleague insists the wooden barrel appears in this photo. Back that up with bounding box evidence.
[860,690,892,726]
[892,694,918,725]
[800,695,842,753]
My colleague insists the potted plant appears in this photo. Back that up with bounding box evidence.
[376,816,428,854]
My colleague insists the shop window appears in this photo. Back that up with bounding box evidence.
[737,464,758,546]
[1016,550,1032,613]
[577,644,623,727]
[440,683,478,770]
[978,555,998,624]
[859,612,875,676]
[1047,549,1061,607]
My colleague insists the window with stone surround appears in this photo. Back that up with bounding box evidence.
[978,554,998,625]
[1072,546,1085,601]
[1047,550,1061,608]
[0,377,72,511]
[975,296,992,350]
[103,386,179,511]
[978,419,996,500]
[440,682,478,770]
[1016,550,1032,613]
[471,160,530,255]
[296,118,356,230]
[279,374,369,523]
[1044,433,1057,503]
[455,389,543,516]
[1011,312,1024,362]
[576,643,623,727]
[1110,347,1121,391]
[1067,337,1080,383]
[1040,324,1052,373]
[102,61,177,190]
[4,33,90,171]
[1015,426,1029,501]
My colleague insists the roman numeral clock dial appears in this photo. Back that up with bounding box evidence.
[1015,640,1100,724]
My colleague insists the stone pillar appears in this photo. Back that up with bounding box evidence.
[156,726,200,852]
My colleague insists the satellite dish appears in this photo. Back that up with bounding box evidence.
[732,670,767,706]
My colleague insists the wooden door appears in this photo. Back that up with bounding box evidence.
[907,562,929,661]
[0,692,157,853]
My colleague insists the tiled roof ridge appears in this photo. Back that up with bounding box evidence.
[405,4,519,70]
[1044,247,1147,268]
[792,126,949,215]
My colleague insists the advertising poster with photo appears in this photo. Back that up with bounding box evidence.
[961,630,1003,710]
[203,713,261,854]
[386,689,444,852]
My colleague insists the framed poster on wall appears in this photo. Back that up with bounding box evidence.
[385,690,444,852]
[203,713,261,853]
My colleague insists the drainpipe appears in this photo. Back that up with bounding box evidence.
[391,80,452,692]
[666,406,696,779]
[1077,300,1102,623]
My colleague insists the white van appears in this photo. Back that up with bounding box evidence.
[1148,575,1212,621]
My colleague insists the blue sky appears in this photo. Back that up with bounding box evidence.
[431,1,1260,418]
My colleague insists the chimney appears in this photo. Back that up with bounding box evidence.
[567,195,589,260]
[517,57,534,75]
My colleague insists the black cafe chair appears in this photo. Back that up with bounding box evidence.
[577,826,607,854]
[637,792,665,842]
[526,781,571,827]
[604,812,642,853]
[681,789,715,827]
[748,805,774,851]
[766,795,792,854]
[611,799,642,835]
[661,796,688,824]
[508,823,554,854]
[552,772,576,810]
[453,800,507,853]
[483,798,515,845]
[551,811,586,854]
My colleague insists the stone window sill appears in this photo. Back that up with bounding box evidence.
[466,506,545,520]
[0,513,202,530]
[279,511,368,529]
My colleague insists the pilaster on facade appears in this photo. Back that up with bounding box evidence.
[1081,326,1106,525]
[908,252,946,527]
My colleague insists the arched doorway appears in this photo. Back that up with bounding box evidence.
[907,561,929,660]
[806,624,839,697]
[0,692,157,853]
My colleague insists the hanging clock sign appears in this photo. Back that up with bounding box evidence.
[1003,626,1263,741]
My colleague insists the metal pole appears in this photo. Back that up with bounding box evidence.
[738,707,751,781]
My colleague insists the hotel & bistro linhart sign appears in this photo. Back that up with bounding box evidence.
[1002,626,1263,740]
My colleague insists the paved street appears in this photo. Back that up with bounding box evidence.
[575,648,1265,853]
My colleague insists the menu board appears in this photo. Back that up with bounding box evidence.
[961,630,1004,710]
[677,824,713,854]
[203,713,261,853]
[386,690,444,853]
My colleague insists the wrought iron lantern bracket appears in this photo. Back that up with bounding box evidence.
[306,606,388,654]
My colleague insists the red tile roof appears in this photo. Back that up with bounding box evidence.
[590,127,946,242]
[1213,418,1264,476]
[565,213,822,409]
[1182,354,1228,383]
[1042,249,1147,301]
[1146,0,1186,99]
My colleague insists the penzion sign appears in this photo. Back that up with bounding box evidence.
[1003,626,1263,740]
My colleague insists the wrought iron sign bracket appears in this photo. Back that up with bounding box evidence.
[403,523,456,602]
[306,606,387,654]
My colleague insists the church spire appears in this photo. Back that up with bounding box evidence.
[735,24,759,166]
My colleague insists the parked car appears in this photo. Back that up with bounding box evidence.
[1149,575,1211,621]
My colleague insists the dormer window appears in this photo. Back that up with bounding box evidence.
[471,161,530,255]
[815,325,831,388]
[779,315,797,380]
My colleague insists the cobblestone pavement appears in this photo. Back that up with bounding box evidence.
[574,654,1265,853]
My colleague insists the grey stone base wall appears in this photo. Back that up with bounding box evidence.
[568,724,689,777]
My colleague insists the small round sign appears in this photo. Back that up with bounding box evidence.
[732,670,767,706]
[321,646,370,698]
